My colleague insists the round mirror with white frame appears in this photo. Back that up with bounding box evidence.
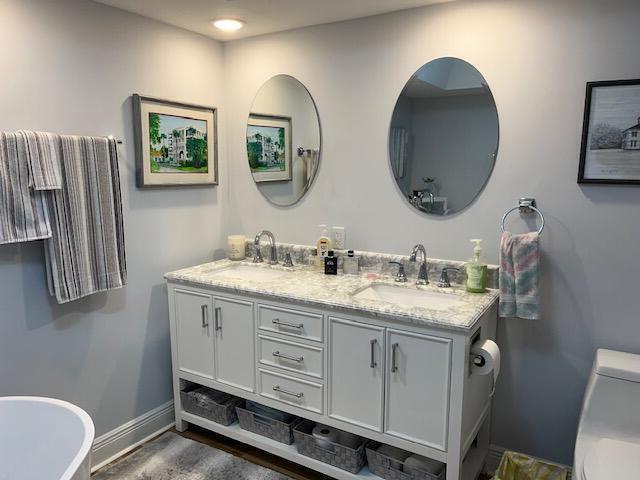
[246,75,321,207]
[389,57,499,216]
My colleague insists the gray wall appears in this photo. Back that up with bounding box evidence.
[223,0,640,464]
[0,0,225,436]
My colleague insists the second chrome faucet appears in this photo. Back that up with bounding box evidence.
[409,244,429,285]
[388,244,429,284]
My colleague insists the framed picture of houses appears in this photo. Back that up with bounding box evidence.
[578,79,640,184]
[246,114,292,182]
[133,94,218,187]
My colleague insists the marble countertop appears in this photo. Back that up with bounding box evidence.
[165,259,498,333]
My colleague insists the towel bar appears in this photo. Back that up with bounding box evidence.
[500,197,544,234]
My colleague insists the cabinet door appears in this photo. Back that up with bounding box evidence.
[173,289,214,380]
[328,317,384,431]
[213,296,255,392]
[385,329,452,450]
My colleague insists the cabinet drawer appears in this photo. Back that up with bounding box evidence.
[257,304,323,343]
[258,335,324,379]
[259,369,324,414]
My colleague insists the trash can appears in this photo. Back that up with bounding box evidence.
[492,451,568,480]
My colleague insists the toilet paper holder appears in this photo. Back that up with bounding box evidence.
[470,352,496,398]
[472,355,486,367]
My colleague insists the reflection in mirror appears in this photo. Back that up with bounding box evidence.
[389,57,499,216]
[247,75,321,206]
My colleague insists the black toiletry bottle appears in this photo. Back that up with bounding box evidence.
[324,250,338,275]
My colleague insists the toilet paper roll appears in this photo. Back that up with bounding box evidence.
[312,424,339,449]
[471,339,501,386]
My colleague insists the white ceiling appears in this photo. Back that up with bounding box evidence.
[94,0,452,41]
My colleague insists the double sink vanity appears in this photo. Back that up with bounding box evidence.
[165,240,499,480]
[166,46,502,480]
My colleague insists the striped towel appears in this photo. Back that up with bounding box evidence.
[0,131,60,244]
[44,135,126,303]
[19,130,63,189]
[499,231,540,320]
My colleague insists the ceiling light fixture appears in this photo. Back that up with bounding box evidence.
[212,19,244,32]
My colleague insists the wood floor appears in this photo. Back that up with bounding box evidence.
[175,426,493,480]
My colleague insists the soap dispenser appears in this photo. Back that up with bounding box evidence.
[466,239,487,293]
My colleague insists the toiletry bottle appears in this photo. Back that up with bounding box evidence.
[324,250,338,275]
[308,248,319,270]
[343,250,360,275]
[317,225,332,268]
[466,239,487,293]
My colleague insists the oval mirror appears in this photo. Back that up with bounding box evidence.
[246,75,321,206]
[389,57,499,216]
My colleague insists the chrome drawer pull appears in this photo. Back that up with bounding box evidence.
[201,304,209,328]
[273,385,304,398]
[273,351,304,363]
[391,342,399,373]
[370,339,377,368]
[214,307,222,331]
[272,318,304,329]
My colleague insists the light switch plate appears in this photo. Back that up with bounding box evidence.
[332,226,346,250]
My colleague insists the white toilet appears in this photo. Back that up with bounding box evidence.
[574,349,640,479]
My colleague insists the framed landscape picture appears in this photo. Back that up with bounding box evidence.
[578,79,640,184]
[246,114,291,182]
[133,94,218,187]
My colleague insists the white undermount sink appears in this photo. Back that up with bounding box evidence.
[352,283,462,310]
[208,264,288,282]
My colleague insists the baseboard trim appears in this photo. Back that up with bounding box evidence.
[485,444,573,479]
[91,400,175,472]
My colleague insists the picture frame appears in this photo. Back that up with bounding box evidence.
[246,113,292,182]
[133,94,218,187]
[578,79,640,184]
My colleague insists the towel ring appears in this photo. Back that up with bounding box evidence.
[500,198,545,234]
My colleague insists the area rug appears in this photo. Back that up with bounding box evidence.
[93,432,294,480]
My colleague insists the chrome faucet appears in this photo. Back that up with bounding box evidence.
[437,267,460,288]
[253,230,278,265]
[283,252,294,268]
[388,261,407,283]
[409,244,429,285]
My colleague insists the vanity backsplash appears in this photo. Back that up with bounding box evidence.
[244,241,499,289]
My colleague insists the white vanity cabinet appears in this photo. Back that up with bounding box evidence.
[172,288,215,380]
[328,317,385,432]
[170,288,255,390]
[167,281,498,480]
[327,318,452,451]
[212,296,255,392]
[384,329,451,451]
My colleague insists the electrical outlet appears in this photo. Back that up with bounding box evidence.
[332,226,346,250]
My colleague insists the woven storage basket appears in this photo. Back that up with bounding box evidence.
[236,404,300,445]
[180,386,243,426]
[365,442,445,480]
[292,420,367,474]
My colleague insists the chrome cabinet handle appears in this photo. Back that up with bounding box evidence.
[370,339,377,368]
[273,351,304,363]
[201,304,209,328]
[272,318,304,329]
[391,342,399,373]
[273,385,304,398]
[214,307,222,331]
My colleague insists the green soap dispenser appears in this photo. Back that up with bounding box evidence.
[466,239,487,293]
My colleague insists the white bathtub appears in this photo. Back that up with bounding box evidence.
[0,396,95,480]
